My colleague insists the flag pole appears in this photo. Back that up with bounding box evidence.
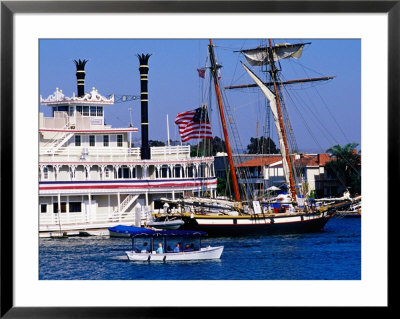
[166,114,170,146]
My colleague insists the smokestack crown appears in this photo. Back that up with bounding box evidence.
[137,54,151,66]
[74,59,88,97]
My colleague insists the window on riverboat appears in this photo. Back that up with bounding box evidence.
[89,135,95,147]
[75,135,81,146]
[199,163,207,177]
[83,106,89,116]
[53,202,67,213]
[43,167,49,180]
[161,165,170,178]
[52,106,69,116]
[174,165,183,178]
[105,168,110,179]
[76,106,82,114]
[40,204,47,213]
[187,165,195,178]
[97,107,103,116]
[69,202,82,213]
[117,135,123,147]
[103,135,109,147]
[118,166,131,179]
[90,106,97,116]
[58,106,68,112]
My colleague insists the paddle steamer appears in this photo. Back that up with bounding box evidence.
[39,56,217,237]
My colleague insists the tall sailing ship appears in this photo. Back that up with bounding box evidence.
[159,39,356,236]
[39,55,217,237]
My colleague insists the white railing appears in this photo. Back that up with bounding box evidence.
[39,146,213,164]
[151,145,190,159]
[40,209,136,227]
[39,206,155,231]
[40,146,142,161]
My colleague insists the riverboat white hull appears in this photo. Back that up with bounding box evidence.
[125,245,224,262]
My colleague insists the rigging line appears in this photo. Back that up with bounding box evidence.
[230,95,265,111]
[214,92,233,198]
[228,40,255,88]
[279,85,327,153]
[279,105,305,188]
[313,86,351,144]
[300,92,340,147]
[294,69,350,145]
[287,59,327,78]
[213,44,257,200]
[219,82,255,200]
[279,73,340,147]
[284,94,338,150]
[280,87,357,185]
[229,48,246,88]
[289,85,357,176]
[294,53,351,144]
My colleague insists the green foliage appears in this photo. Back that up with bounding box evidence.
[190,136,226,157]
[149,140,165,147]
[325,143,361,195]
[216,177,227,196]
[247,136,279,154]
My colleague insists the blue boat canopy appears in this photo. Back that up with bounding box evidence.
[108,225,207,238]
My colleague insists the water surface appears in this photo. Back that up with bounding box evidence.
[39,216,361,280]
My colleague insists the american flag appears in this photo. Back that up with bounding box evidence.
[175,106,212,142]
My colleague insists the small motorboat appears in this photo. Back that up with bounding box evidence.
[146,218,184,230]
[109,225,223,262]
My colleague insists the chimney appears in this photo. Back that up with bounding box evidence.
[74,59,88,97]
[137,53,151,160]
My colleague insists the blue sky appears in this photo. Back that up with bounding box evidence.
[39,39,361,153]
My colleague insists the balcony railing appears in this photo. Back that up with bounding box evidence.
[39,145,212,164]
[40,146,141,161]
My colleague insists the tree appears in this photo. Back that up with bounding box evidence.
[190,136,227,157]
[216,177,227,196]
[247,136,279,154]
[325,143,361,195]
[149,140,165,147]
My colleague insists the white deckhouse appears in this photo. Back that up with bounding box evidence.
[39,58,217,237]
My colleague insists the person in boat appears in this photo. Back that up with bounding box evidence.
[141,242,149,253]
[184,244,194,252]
[156,243,163,254]
[173,243,181,253]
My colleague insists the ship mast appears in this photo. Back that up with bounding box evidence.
[208,39,241,203]
[266,39,297,203]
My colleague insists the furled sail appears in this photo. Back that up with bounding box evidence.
[241,43,308,66]
[240,62,291,189]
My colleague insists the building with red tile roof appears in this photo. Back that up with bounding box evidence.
[230,153,344,198]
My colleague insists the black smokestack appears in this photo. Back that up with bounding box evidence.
[74,59,88,97]
[137,53,151,160]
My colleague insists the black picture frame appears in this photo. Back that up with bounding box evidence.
[1,1,395,317]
